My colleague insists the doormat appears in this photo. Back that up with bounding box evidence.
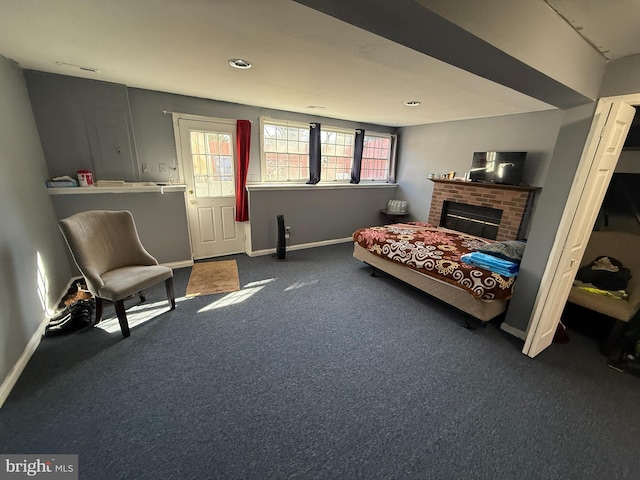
[186,260,240,297]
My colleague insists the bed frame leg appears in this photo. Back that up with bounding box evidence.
[463,316,487,330]
[370,267,377,277]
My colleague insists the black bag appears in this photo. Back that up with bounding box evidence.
[576,256,632,291]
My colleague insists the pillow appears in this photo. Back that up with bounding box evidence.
[477,240,526,263]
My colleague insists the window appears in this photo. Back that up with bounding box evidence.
[361,134,392,181]
[321,129,355,181]
[262,120,309,182]
[261,118,395,183]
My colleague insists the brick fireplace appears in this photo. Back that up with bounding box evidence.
[428,179,539,241]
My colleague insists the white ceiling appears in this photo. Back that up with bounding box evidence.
[0,0,638,127]
[546,0,640,60]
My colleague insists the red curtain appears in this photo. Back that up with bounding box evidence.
[235,120,251,222]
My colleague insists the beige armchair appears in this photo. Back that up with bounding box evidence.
[59,210,175,337]
[567,230,640,353]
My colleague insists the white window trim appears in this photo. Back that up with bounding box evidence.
[320,125,357,183]
[260,117,313,183]
[360,131,394,183]
[322,125,356,136]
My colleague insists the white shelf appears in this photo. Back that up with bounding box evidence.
[48,184,187,195]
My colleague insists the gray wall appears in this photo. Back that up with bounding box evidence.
[128,88,265,184]
[248,186,397,252]
[0,57,72,386]
[50,192,191,266]
[396,105,607,337]
[503,102,597,334]
[128,88,399,251]
[396,109,564,225]
[25,71,138,182]
[600,54,640,175]
[127,87,396,182]
[24,72,398,254]
[599,53,640,98]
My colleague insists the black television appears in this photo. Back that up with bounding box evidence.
[469,151,527,185]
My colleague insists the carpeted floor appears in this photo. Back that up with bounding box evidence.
[1,243,639,480]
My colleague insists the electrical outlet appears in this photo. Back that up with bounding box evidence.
[159,163,168,174]
[141,163,150,174]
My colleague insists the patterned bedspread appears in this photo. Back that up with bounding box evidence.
[352,222,515,300]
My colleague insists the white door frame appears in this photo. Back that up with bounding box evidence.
[172,112,246,259]
[523,95,639,357]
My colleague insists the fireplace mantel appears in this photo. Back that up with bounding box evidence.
[428,179,540,241]
[430,179,539,192]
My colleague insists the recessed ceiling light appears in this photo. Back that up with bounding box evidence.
[229,59,252,69]
[404,100,421,107]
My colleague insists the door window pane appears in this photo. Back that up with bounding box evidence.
[190,130,235,197]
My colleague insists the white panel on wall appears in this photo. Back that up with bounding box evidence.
[85,107,136,180]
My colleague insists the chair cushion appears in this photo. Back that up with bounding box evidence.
[567,286,637,322]
[98,265,173,301]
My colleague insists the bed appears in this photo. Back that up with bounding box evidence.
[352,222,517,323]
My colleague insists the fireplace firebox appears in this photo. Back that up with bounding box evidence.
[441,201,502,240]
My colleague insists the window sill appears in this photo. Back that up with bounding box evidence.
[246,182,397,192]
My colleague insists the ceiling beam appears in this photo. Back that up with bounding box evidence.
[294,0,593,109]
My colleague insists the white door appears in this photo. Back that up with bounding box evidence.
[177,118,245,259]
[523,101,635,358]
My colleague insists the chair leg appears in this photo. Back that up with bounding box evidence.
[95,297,103,325]
[114,300,131,338]
[601,319,625,356]
[139,290,146,303]
[165,278,176,310]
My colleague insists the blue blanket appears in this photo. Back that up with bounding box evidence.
[461,252,520,277]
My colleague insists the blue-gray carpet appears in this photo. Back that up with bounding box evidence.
[1,243,639,479]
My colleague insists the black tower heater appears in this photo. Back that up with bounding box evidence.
[276,214,286,260]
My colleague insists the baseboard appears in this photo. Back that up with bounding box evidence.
[0,276,79,409]
[162,259,193,269]
[0,316,49,409]
[500,322,527,340]
[247,237,353,257]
